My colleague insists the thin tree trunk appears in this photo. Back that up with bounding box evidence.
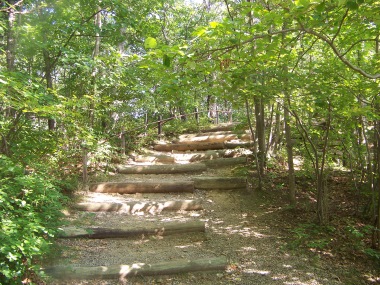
[246,98,263,191]
[284,99,296,206]
[6,1,16,72]
[372,100,380,249]
[254,96,266,176]
[266,103,275,156]
[316,101,332,225]
[2,1,17,154]
[43,50,56,130]
[90,8,102,127]
[373,36,380,249]
[281,23,296,206]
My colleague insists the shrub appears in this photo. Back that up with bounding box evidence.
[0,155,66,284]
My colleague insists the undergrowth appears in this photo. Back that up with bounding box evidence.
[0,156,68,284]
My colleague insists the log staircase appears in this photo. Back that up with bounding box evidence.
[45,124,252,283]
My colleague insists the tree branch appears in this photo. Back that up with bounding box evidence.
[223,0,234,21]
[196,28,298,57]
[0,0,23,12]
[340,38,379,57]
[301,27,380,80]
[291,37,319,73]
[332,8,349,43]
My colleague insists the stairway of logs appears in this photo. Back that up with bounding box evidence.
[45,124,252,283]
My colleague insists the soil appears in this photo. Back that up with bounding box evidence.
[43,136,380,285]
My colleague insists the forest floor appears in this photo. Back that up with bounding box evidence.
[46,166,380,285]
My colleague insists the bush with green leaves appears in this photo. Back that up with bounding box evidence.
[0,155,66,284]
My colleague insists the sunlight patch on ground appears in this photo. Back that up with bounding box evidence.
[213,224,268,238]
[242,268,271,275]
[364,273,380,283]
[159,216,190,222]
[239,246,257,252]
[283,279,321,285]
[175,242,202,249]
[283,264,293,268]
[271,272,322,285]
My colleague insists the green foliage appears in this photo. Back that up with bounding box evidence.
[162,118,201,137]
[288,223,335,251]
[0,156,67,284]
[364,248,380,263]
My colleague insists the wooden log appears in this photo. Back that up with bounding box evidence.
[204,157,247,168]
[175,134,234,144]
[153,142,225,152]
[176,131,251,143]
[133,154,175,164]
[74,200,203,214]
[116,163,207,174]
[193,177,247,190]
[224,141,254,149]
[58,221,205,239]
[44,256,228,280]
[90,181,194,194]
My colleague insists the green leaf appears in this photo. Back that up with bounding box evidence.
[144,37,157,49]
[209,21,219,28]
[346,0,359,9]
[163,54,171,67]
[295,0,310,7]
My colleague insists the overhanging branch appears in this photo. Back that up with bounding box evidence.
[302,27,380,80]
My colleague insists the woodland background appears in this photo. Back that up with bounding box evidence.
[0,0,379,283]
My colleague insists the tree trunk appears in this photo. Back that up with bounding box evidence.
[284,101,296,206]
[44,257,228,280]
[272,103,282,153]
[372,101,380,249]
[254,96,266,176]
[2,0,18,155]
[89,8,102,127]
[316,101,332,225]
[43,49,56,130]
[6,0,16,72]
[245,98,263,191]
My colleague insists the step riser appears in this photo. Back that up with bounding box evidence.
[75,200,203,213]
[59,222,205,239]
[44,257,228,280]
[117,163,207,174]
[90,181,194,194]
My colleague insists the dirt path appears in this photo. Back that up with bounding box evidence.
[44,128,377,285]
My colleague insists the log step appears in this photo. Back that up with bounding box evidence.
[59,221,205,239]
[90,181,194,194]
[132,149,251,164]
[153,141,253,152]
[154,142,225,152]
[75,200,203,214]
[174,133,251,144]
[117,163,207,174]
[194,177,247,190]
[44,256,228,280]
[133,154,175,164]
[204,157,247,168]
